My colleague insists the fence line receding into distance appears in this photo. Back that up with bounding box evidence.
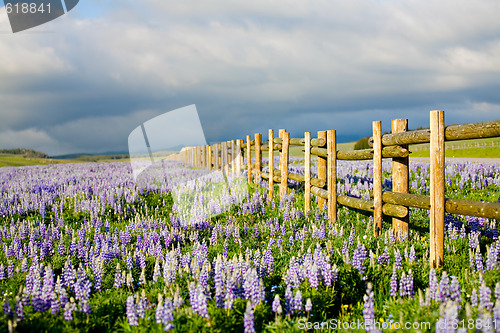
[170,110,500,268]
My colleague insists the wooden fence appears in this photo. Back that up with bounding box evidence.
[173,110,500,268]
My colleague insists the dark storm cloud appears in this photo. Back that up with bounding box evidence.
[1,0,499,155]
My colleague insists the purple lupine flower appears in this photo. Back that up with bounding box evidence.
[173,286,184,309]
[293,290,303,312]
[214,257,224,307]
[436,301,459,332]
[341,241,350,264]
[126,253,133,270]
[272,295,281,314]
[408,246,416,264]
[486,243,498,270]
[428,269,438,303]
[63,298,76,321]
[126,295,138,325]
[136,291,147,319]
[114,263,123,288]
[377,247,390,265]
[211,227,218,245]
[363,283,375,332]
[152,259,161,284]
[460,224,466,238]
[475,245,484,273]
[3,298,13,319]
[223,240,228,260]
[308,264,319,290]
[244,301,255,333]
[495,283,500,301]
[449,276,462,306]
[0,264,4,281]
[162,297,175,331]
[189,282,209,318]
[352,243,367,275]
[305,298,312,312]
[399,271,407,298]
[348,226,355,246]
[7,260,14,279]
[136,251,146,270]
[15,296,23,321]
[285,285,293,315]
[390,266,398,297]
[479,284,494,312]
[405,270,414,299]
[438,272,450,303]
[156,295,164,324]
[471,289,478,307]
[394,249,402,270]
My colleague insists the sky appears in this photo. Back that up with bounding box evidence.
[1,0,499,156]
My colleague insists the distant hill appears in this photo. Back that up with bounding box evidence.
[0,148,49,158]
[52,151,129,160]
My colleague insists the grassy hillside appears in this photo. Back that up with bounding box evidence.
[0,148,131,167]
[409,136,500,158]
[0,153,70,167]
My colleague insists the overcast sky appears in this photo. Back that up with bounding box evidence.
[1,0,499,155]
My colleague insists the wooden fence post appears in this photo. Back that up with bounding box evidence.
[236,139,243,175]
[223,141,229,176]
[373,121,383,236]
[392,119,410,239]
[269,129,274,199]
[255,134,262,185]
[327,130,337,224]
[230,140,235,175]
[280,131,289,199]
[209,145,214,169]
[304,132,311,214]
[317,131,327,210]
[430,110,445,268]
[246,135,252,185]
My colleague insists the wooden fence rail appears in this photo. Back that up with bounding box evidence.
[172,110,500,268]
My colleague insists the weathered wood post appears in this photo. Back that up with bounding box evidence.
[223,141,229,176]
[208,145,212,170]
[280,131,290,198]
[373,121,383,236]
[317,131,327,210]
[254,133,262,185]
[430,110,445,268]
[268,129,274,199]
[392,119,410,239]
[327,130,337,224]
[236,139,243,175]
[230,140,235,175]
[304,132,311,214]
[246,135,252,185]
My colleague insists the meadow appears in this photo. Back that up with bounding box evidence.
[0,157,499,332]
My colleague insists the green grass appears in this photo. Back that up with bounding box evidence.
[0,153,131,167]
[410,137,500,158]
[410,146,500,158]
[0,153,71,167]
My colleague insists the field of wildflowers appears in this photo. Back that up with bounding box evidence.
[1,158,500,332]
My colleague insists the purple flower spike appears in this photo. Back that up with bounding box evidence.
[272,295,282,314]
[390,266,398,297]
[244,301,255,333]
[305,298,312,312]
[126,295,138,326]
[363,283,375,332]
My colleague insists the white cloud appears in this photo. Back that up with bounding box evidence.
[1,0,499,153]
